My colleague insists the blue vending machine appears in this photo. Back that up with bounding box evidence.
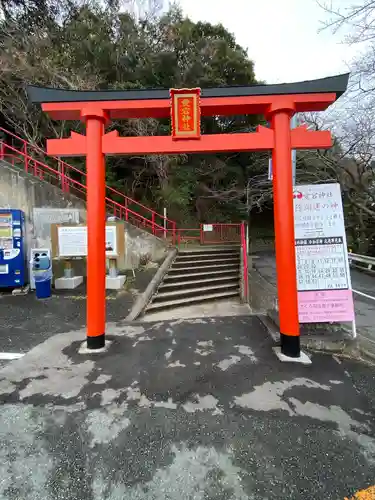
[0,209,27,288]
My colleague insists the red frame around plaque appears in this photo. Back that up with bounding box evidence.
[170,88,201,140]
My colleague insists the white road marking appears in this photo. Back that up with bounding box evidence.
[0,353,24,360]
[352,289,375,301]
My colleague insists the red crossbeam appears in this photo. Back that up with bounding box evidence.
[46,126,331,157]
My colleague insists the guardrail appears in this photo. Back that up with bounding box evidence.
[348,252,375,275]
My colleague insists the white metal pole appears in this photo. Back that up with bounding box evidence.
[351,319,357,339]
[246,222,249,255]
[291,114,297,185]
[268,115,296,183]
[163,207,167,238]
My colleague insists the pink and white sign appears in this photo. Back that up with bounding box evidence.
[294,183,355,324]
[298,290,354,323]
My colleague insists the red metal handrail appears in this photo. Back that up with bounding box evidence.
[0,126,177,238]
[241,222,248,300]
[200,223,241,245]
[0,128,244,250]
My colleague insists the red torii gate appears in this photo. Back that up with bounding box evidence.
[28,73,349,358]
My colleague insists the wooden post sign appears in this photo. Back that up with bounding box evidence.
[170,88,201,140]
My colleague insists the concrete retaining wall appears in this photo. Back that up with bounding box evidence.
[0,161,168,278]
[248,265,355,353]
[249,237,275,253]
[248,267,278,314]
[0,161,86,257]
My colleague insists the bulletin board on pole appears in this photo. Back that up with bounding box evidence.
[293,183,355,325]
[51,222,125,260]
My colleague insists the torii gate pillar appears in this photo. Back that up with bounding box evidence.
[268,102,300,356]
[82,108,107,348]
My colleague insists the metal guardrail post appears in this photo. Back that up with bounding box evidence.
[348,252,375,274]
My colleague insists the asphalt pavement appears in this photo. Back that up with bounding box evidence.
[0,267,156,355]
[351,267,375,297]
[0,315,374,499]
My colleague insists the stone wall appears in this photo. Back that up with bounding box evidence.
[248,267,278,314]
[0,161,168,279]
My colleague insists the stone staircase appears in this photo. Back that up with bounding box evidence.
[145,246,240,314]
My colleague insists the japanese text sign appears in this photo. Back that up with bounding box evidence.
[294,183,355,324]
[57,225,117,258]
[170,88,201,140]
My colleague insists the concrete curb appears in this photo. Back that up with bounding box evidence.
[258,314,366,361]
[251,263,375,361]
[126,247,178,321]
[358,334,375,364]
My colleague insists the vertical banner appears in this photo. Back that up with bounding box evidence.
[170,88,201,140]
[268,158,273,181]
[293,183,355,323]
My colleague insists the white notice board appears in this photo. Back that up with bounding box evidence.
[57,225,117,258]
[293,183,355,323]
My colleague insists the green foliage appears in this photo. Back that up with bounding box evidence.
[0,0,268,226]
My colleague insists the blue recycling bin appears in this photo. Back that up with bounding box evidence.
[34,273,52,299]
[31,251,52,299]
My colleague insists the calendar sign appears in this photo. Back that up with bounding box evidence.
[296,237,349,291]
[294,183,354,323]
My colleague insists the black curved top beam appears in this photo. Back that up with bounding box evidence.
[27,73,349,103]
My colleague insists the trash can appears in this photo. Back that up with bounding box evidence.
[31,251,52,299]
[34,270,52,299]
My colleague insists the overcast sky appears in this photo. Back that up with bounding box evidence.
[177,0,360,84]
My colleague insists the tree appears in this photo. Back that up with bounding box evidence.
[297,113,375,253]
[0,1,264,226]
[318,1,375,155]
[314,2,375,252]
[319,1,375,98]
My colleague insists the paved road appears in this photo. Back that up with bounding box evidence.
[0,315,374,499]
[351,267,375,298]
[350,269,375,349]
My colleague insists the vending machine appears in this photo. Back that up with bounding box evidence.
[0,209,27,288]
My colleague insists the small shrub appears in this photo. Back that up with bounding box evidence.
[139,253,151,266]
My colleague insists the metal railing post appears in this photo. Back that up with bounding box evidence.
[152,212,155,235]
[241,222,248,300]
[23,143,29,172]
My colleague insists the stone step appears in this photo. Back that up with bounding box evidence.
[172,256,240,267]
[152,282,238,303]
[159,274,240,291]
[146,289,240,312]
[163,268,239,282]
[178,245,240,255]
[177,250,239,260]
[167,262,239,274]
